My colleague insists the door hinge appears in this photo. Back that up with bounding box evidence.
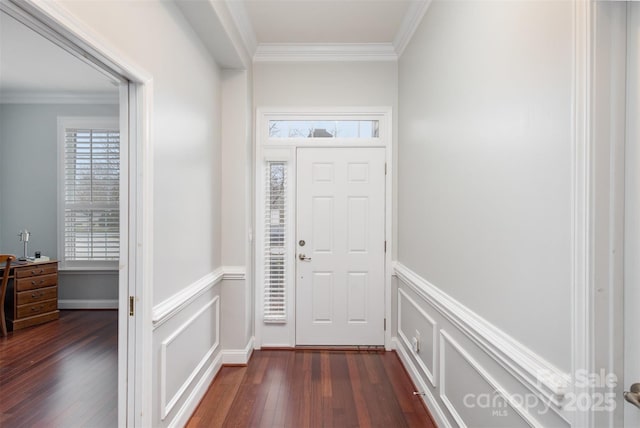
[129,296,135,316]
[384,318,387,331]
[384,241,387,253]
[385,162,387,175]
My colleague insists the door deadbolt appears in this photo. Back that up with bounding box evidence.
[299,240,306,247]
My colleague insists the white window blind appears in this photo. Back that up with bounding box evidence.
[264,161,287,323]
[63,127,120,262]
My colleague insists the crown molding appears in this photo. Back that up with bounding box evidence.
[393,0,432,57]
[225,0,258,58]
[0,91,119,104]
[253,43,397,62]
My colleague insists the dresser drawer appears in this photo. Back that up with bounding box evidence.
[15,274,58,292]
[14,263,58,279]
[17,299,57,318]
[16,286,57,305]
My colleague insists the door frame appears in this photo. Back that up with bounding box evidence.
[0,0,154,425]
[254,107,393,350]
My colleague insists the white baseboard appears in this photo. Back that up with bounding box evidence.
[58,299,118,309]
[168,352,223,428]
[393,337,452,428]
[222,336,255,365]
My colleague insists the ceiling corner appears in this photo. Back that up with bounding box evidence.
[225,0,258,58]
[393,0,432,57]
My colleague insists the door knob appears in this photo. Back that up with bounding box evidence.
[624,383,640,409]
[298,253,312,261]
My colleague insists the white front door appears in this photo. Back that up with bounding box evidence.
[295,147,385,346]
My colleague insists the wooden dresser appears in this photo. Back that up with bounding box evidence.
[5,261,59,331]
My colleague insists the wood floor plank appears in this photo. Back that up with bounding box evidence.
[0,310,117,428]
[188,349,436,428]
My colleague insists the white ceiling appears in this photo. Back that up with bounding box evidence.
[244,0,413,44]
[0,11,118,99]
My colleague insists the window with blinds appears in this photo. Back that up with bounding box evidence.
[264,161,287,323]
[63,125,120,263]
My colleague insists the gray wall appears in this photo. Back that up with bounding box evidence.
[397,0,573,372]
[0,103,119,302]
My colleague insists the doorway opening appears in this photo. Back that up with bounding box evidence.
[0,1,152,425]
[255,108,393,350]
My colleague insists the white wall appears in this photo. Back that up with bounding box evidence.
[396,1,576,426]
[0,103,119,305]
[254,61,397,108]
[54,1,225,426]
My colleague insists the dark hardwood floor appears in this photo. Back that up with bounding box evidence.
[188,350,436,428]
[0,310,118,428]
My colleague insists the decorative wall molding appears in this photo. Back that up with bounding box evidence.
[58,299,118,309]
[393,337,452,428]
[168,352,222,428]
[160,296,220,420]
[222,336,255,365]
[152,267,224,328]
[439,330,541,428]
[0,91,119,104]
[393,262,570,407]
[393,0,432,57]
[152,266,245,328]
[222,266,246,281]
[397,287,438,387]
[253,43,398,62]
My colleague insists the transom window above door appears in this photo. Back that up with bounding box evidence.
[268,120,379,139]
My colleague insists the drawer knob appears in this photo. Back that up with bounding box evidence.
[30,279,45,286]
[31,292,41,298]
[30,269,44,275]
[31,306,43,312]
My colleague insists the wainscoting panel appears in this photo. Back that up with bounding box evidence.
[393,264,572,428]
[439,330,535,427]
[398,287,438,386]
[160,296,220,420]
[152,272,224,428]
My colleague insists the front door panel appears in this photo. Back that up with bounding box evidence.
[296,147,385,345]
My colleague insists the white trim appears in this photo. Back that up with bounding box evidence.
[58,299,118,309]
[253,43,397,62]
[225,0,257,58]
[160,296,220,420]
[393,262,570,407]
[222,336,255,365]
[570,1,594,427]
[152,268,224,328]
[393,337,452,428]
[223,266,246,281]
[397,287,438,387]
[0,91,119,104]
[393,0,432,57]
[167,352,223,428]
